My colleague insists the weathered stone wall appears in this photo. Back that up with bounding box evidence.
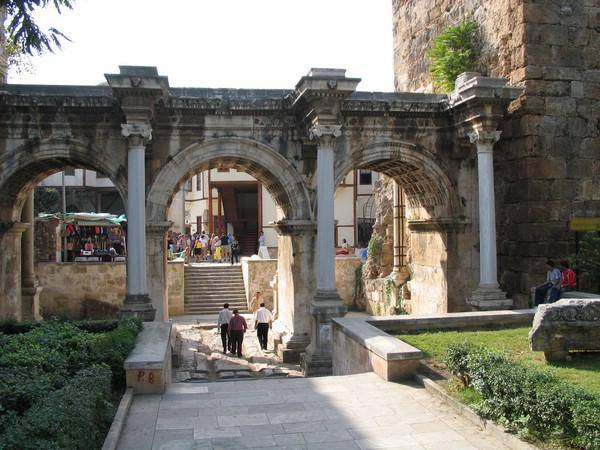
[241,257,277,311]
[335,256,363,309]
[35,261,184,319]
[167,261,184,317]
[242,255,362,313]
[393,0,521,92]
[393,0,600,305]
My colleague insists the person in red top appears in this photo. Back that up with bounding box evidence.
[559,259,577,297]
[228,309,248,357]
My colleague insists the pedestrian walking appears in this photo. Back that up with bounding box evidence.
[230,236,240,264]
[258,231,270,259]
[217,303,233,353]
[228,309,247,357]
[254,297,273,351]
[221,233,230,263]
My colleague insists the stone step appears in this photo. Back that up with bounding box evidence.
[184,279,244,284]
[183,302,248,311]
[184,287,245,293]
[184,294,246,299]
[184,299,247,305]
[183,306,250,314]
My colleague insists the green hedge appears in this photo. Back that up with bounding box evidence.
[0,365,113,450]
[0,318,141,449]
[446,342,600,449]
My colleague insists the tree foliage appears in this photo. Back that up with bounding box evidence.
[426,20,480,93]
[574,232,600,292]
[1,0,73,56]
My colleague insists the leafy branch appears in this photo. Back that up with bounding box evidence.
[426,20,480,93]
[1,0,74,55]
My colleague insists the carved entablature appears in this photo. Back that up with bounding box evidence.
[544,299,600,322]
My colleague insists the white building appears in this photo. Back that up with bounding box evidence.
[37,167,378,255]
[184,168,378,254]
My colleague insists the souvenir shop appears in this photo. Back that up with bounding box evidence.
[36,213,127,262]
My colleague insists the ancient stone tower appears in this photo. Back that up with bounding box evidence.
[392,0,600,306]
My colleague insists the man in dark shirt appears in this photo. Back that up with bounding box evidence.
[220,233,230,263]
[228,309,247,357]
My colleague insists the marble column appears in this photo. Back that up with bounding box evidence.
[119,123,156,321]
[468,129,512,310]
[303,124,347,376]
[20,191,42,320]
[392,180,401,273]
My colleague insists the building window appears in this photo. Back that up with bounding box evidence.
[196,173,203,192]
[359,170,372,185]
[184,179,192,192]
[64,168,75,176]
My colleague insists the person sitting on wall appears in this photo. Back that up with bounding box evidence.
[336,238,350,255]
[534,259,562,306]
[558,259,577,298]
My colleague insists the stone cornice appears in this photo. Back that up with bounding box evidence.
[272,219,316,236]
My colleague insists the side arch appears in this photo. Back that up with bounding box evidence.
[335,140,460,216]
[146,137,312,222]
[0,138,127,223]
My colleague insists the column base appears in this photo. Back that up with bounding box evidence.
[119,294,156,321]
[302,289,347,376]
[21,282,43,321]
[468,285,513,311]
[274,334,310,364]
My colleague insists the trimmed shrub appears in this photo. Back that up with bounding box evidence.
[0,365,114,450]
[445,343,600,449]
[0,318,141,447]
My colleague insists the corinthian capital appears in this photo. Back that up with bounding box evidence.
[309,124,342,148]
[121,123,152,146]
[468,129,502,146]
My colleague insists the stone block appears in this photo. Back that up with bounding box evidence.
[124,322,172,394]
[529,298,600,362]
[523,3,560,24]
[526,157,566,179]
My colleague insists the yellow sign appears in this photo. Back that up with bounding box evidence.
[570,217,600,232]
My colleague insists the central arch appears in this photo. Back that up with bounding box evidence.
[147,137,311,223]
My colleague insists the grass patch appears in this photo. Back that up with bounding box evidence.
[397,327,600,396]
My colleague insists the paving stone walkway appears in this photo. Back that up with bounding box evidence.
[117,372,511,450]
[172,316,302,382]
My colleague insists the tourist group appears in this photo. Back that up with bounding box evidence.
[216,296,273,358]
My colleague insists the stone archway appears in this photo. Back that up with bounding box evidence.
[335,139,469,314]
[335,139,459,216]
[0,138,127,321]
[0,138,127,224]
[147,137,312,224]
[145,137,314,348]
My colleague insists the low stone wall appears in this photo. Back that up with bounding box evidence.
[241,256,362,313]
[241,257,277,311]
[35,261,184,319]
[332,316,422,381]
[335,256,362,309]
[370,309,535,334]
[124,322,172,394]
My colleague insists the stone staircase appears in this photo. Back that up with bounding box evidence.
[184,264,248,315]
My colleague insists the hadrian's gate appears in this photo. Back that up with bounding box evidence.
[0,66,521,370]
